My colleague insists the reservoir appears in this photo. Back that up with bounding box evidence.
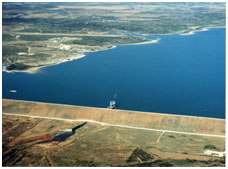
[2,28,225,119]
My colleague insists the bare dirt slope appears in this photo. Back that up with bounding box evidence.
[3,99,225,135]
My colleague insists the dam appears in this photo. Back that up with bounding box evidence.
[2,99,226,166]
[2,99,225,136]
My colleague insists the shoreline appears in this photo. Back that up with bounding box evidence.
[180,26,225,36]
[2,53,86,74]
[180,28,209,36]
[2,26,224,74]
[2,39,157,74]
[122,38,160,46]
[135,26,225,37]
[2,45,118,74]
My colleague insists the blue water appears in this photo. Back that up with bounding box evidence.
[3,28,225,119]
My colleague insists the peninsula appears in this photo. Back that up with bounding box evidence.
[2,2,225,73]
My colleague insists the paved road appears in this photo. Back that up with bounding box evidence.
[7,32,123,37]
[3,112,225,138]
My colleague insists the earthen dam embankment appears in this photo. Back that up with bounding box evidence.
[2,99,225,136]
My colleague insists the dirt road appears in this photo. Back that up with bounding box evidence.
[3,112,225,138]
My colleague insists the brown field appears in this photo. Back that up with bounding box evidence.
[2,99,225,167]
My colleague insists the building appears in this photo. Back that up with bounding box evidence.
[109,100,116,109]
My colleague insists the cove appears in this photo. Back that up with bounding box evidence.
[2,28,225,119]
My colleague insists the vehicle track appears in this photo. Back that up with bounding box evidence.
[3,112,225,138]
